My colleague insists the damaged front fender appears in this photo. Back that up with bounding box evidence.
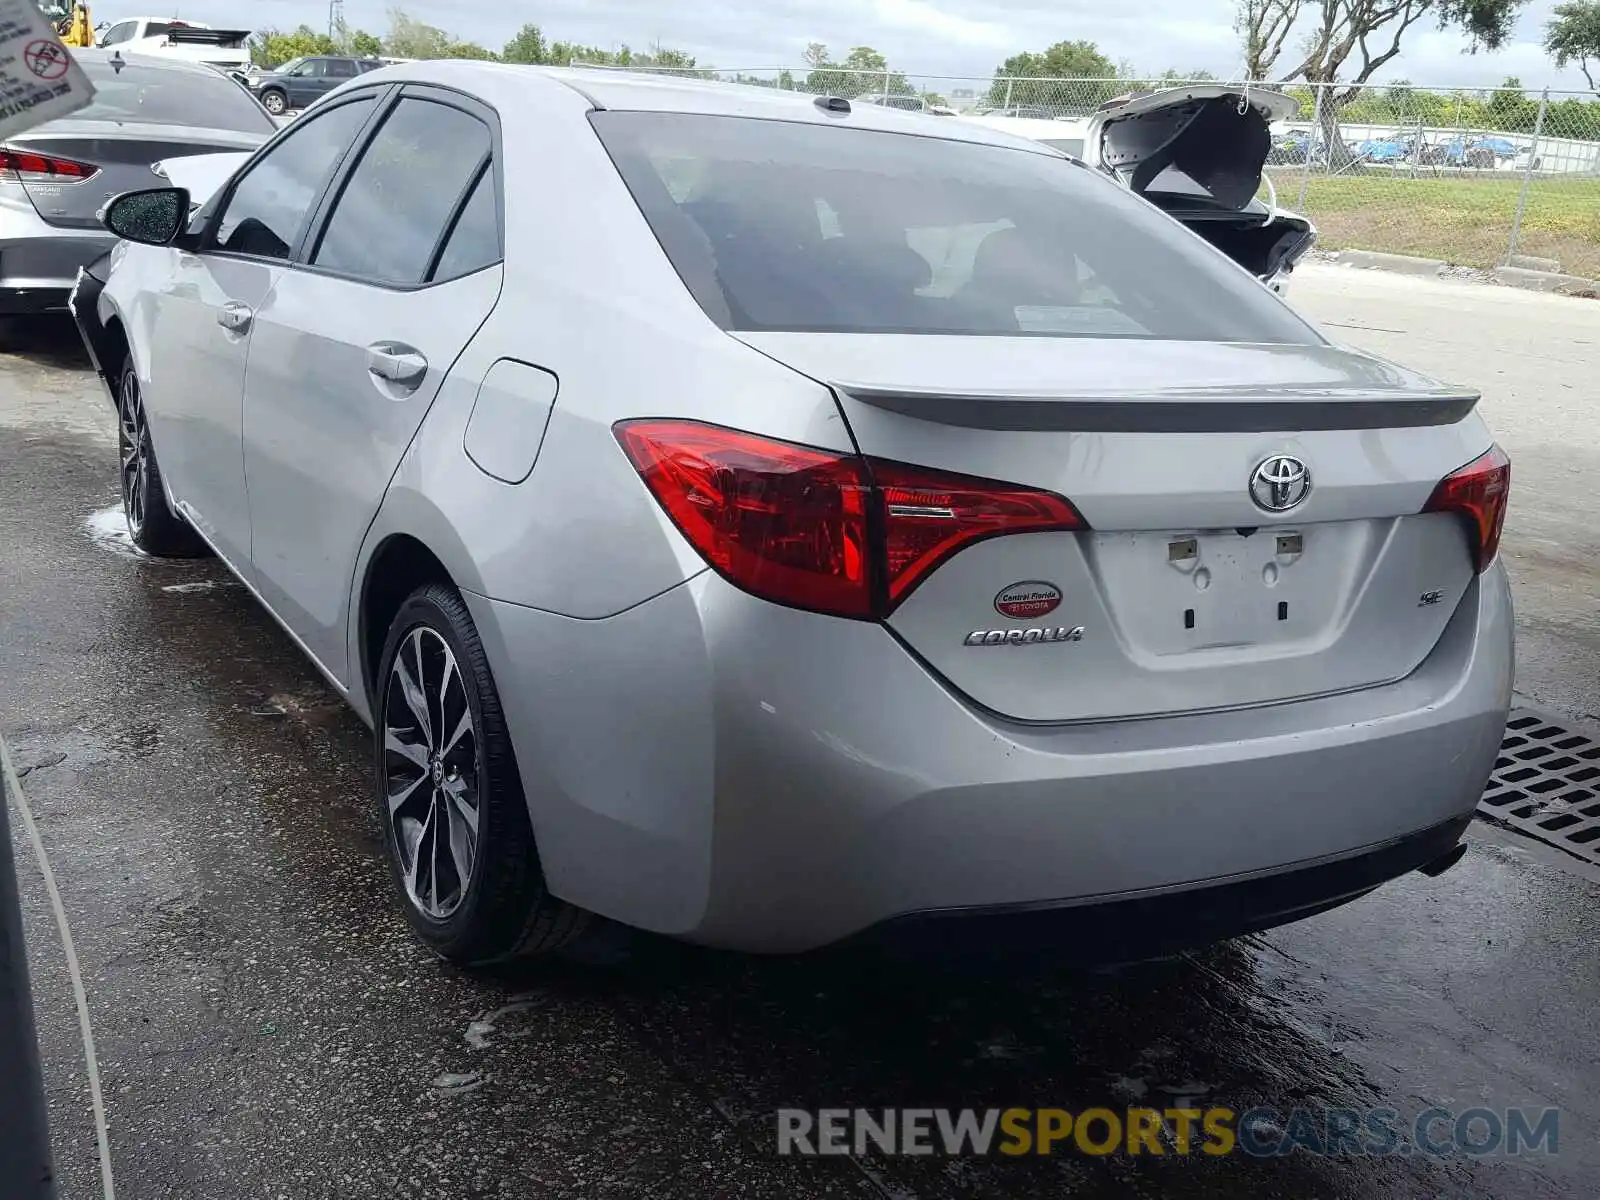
[66,254,119,408]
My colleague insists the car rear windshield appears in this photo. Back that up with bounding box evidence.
[77,60,276,134]
[592,111,1316,341]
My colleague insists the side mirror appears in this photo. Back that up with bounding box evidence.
[99,187,192,246]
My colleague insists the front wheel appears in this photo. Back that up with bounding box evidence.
[375,583,589,964]
[116,356,208,558]
[260,89,287,115]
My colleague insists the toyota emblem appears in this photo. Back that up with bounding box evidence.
[1249,455,1311,513]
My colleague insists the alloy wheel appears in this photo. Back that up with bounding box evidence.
[118,370,149,537]
[384,626,481,920]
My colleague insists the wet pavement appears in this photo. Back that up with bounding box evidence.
[2,271,1599,1200]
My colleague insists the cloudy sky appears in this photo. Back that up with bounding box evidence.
[182,0,1594,92]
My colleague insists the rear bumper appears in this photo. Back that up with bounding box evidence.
[471,560,1513,954]
[849,814,1471,961]
[0,212,115,313]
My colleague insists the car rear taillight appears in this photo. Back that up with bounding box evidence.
[870,458,1084,606]
[616,420,1084,619]
[1423,445,1510,574]
[0,147,99,182]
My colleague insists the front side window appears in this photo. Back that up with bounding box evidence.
[99,20,136,46]
[593,112,1318,343]
[311,98,492,286]
[212,98,374,260]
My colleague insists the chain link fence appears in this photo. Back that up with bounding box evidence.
[571,63,1600,280]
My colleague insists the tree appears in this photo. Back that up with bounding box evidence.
[803,45,910,97]
[1236,0,1528,163]
[1238,0,1299,79]
[1545,0,1600,90]
[250,25,338,68]
[442,41,497,60]
[348,29,383,59]
[987,40,1118,111]
[502,22,548,64]
[383,9,452,59]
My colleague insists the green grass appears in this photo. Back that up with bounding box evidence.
[1267,170,1600,278]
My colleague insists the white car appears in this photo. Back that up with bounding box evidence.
[96,17,252,74]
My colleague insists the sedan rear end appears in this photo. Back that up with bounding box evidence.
[0,51,272,313]
[508,103,1513,953]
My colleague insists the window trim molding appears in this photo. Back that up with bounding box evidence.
[293,85,504,293]
[199,88,392,267]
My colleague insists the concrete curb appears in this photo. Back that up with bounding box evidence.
[1507,254,1562,274]
[1335,249,1445,277]
[1493,266,1600,297]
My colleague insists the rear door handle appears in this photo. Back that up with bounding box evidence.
[217,301,253,333]
[366,342,428,387]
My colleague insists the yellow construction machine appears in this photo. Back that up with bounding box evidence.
[37,2,96,47]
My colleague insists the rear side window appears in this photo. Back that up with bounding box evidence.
[213,98,374,260]
[430,166,500,282]
[592,112,1315,342]
[312,98,492,286]
[327,59,358,79]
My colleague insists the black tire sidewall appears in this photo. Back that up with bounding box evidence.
[262,90,286,114]
[374,584,540,960]
[117,355,202,557]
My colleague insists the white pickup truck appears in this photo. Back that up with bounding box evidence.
[96,17,253,74]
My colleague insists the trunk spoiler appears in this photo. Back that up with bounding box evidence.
[833,386,1478,434]
[164,28,252,47]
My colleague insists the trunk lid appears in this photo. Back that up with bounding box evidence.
[1090,84,1299,211]
[735,331,1488,723]
[5,121,265,230]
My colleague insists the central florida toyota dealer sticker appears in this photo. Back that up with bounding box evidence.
[994,581,1063,619]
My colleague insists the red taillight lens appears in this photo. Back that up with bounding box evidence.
[616,420,1085,618]
[616,420,874,618]
[870,458,1084,606]
[0,147,98,182]
[1423,445,1510,574]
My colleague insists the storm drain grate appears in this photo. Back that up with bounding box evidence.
[1479,707,1600,866]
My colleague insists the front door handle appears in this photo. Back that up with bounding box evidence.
[217,301,253,333]
[366,342,428,387]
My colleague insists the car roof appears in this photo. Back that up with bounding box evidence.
[349,61,1065,158]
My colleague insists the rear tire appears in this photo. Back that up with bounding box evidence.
[375,582,589,964]
[116,355,209,558]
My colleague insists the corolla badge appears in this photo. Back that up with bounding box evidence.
[994,580,1063,619]
[965,626,1085,647]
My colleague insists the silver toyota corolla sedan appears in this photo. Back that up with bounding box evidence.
[71,62,1513,964]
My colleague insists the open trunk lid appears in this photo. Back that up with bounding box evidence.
[735,330,1491,723]
[1090,84,1299,210]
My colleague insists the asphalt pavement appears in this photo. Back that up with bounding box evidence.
[2,266,1599,1199]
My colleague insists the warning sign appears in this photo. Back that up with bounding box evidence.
[0,0,95,140]
[23,38,70,80]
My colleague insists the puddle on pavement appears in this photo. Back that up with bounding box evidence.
[84,502,145,560]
